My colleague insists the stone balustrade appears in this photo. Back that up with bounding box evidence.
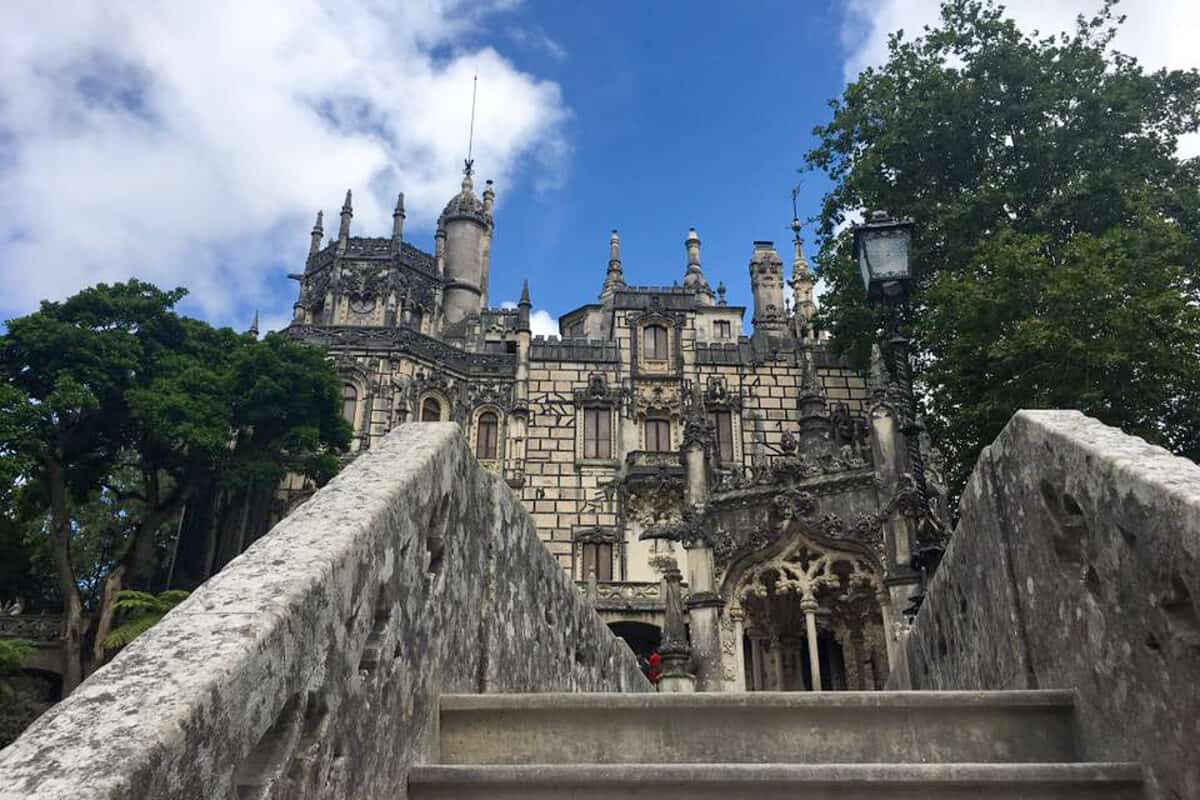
[889,410,1200,800]
[0,423,648,800]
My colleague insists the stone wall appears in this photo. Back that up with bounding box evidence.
[0,423,649,800]
[889,411,1200,800]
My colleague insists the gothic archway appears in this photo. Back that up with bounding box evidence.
[720,521,887,692]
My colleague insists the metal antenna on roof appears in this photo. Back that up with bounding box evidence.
[464,74,478,177]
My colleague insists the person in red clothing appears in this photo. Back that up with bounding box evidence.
[646,649,661,685]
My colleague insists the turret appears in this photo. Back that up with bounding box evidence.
[390,193,405,255]
[337,190,352,255]
[438,166,494,324]
[308,210,324,264]
[749,241,787,337]
[601,229,626,299]
[682,227,714,305]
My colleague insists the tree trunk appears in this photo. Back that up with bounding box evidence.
[43,456,84,695]
[89,565,125,671]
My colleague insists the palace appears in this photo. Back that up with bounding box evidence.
[282,166,948,692]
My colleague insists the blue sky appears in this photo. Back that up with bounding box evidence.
[1,0,1195,335]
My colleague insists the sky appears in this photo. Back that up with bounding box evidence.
[1,0,1197,338]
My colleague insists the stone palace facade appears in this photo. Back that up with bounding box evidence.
[284,167,946,692]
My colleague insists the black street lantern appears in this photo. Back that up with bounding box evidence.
[853,210,914,303]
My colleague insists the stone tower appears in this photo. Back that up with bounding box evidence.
[438,167,495,325]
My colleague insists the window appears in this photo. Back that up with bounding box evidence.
[421,397,442,421]
[714,320,732,339]
[342,385,358,427]
[643,324,668,360]
[583,408,611,460]
[581,542,613,582]
[710,410,734,463]
[476,412,498,460]
[645,418,671,452]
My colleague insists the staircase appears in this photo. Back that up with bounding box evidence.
[408,691,1145,798]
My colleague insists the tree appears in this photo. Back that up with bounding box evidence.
[0,281,186,690]
[805,0,1200,501]
[0,280,351,692]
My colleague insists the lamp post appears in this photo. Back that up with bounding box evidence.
[853,211,928,505]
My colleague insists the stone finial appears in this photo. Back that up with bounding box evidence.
[717,281,727,306]
[391,193,406,254]
[601,229,626,298]
[308,210,324,259]
[337,189,353,253]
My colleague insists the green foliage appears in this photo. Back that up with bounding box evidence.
[102,589,190,650]
[0,639,31,674]
[805,0,1200,499]
[0,639,33,701]
[0,278,350,684]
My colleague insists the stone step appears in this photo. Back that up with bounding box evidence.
[408,763,1145,800]
[437,691,1078,765]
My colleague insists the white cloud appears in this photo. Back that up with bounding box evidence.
[0,0,569,324]
[840,0,1200,157]
[529,309,558,337]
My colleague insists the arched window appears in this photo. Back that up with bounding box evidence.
[421,397,442,422]
[644,325,668,360]
[476,412,499,460]
[342,384,358,427]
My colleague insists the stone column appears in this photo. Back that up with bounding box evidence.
[768,636,784,691]
[684,543,723,692]
[801,595,823,691]
[729,604,747,692]
[658,561,695,693]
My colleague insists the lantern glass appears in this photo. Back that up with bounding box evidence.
[855,216,913,297]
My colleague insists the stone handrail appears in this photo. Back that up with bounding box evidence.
[889,411,1200,800]
[0,423,649,799]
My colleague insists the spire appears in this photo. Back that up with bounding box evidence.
[517,278,531,333]
[337,189,352,254]
[601,229,626,298]
[248,310,260,339]
[717,281,727,306]
[789,217,817,333]
[682,227,714,304]
[390,193,405,255]
[308,210,324,259]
